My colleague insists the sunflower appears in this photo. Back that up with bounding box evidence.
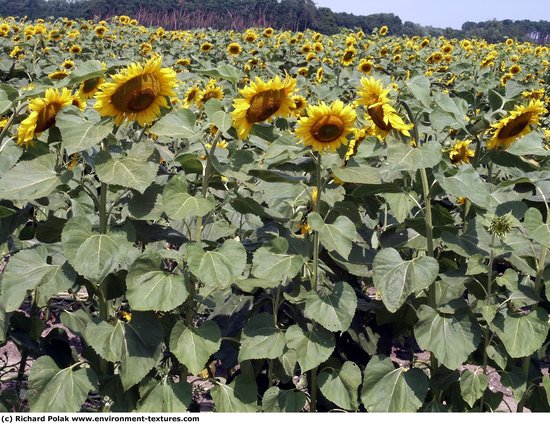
[340,47,356,66]
[227,42,242,56]
[357,77,413,139]
[231,75,297,140]
[17,88,73,148]
[296,100,356,154]
[183,84,200,107]
[197,80,224,107]
[69,44,82,54]
[62,59,75,70]
[357,59,373,74]
[200,42,213,53]
[449,139,475,164]
[94,25,107,37]
[379,26,389,36]
[48,69,70,81]
[94,56,177,127]
[344,127,374,164]
[487,100,547,150]
[290,94,308,116]
[79,76,105,100]
[315,67,324,83]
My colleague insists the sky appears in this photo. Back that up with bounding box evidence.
[312,0,550,30]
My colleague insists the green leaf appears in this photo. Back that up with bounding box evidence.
[308,213,355,258]
[0,304,7,343]
[384,192,418,222]
[492,308,549,358]
[251,247,304,285]
[414,305,482,370]
[0,154,66,201]
[285,324,335,372]
[85,312,163,389]
[150,109,198,139]
[332,165,381,184]
[162,175,214,220]
[137,377,192,412]
[387,140,442,172]
[524,208,550,248]
[318,361,361,410]
[126,252,191,312]
[304,282,357,332]
[373,248,439,313]
[0,139,22,176]
[238,313,284,363]
[128,183,164,220]
[361,355,428,412]
[68,60,105,84]
[460,369,488,408]
[61,216,135,283]
[506,132,550,157]
[56,108,111,155]
[210,111,232,133]
[211,375,258,412]
[186,240,246,289]
[434,164,493,208]
[95,142,159,193]
[170,320,221,376]
[28,356,97,412]
[197,64,240,84]
[1,246,76,312]
[406,75,432,108]
[262,387,306,412]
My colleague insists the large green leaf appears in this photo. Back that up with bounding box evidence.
[162,175,215,220]
[460,370,488,408]
[387,140,442,172]
[85,312,163,389]
[56,107,112,155]
[186,240,246,289]
[251,247,304,285]
[492,308,549,358]
[0,154,67,201]
[126,252,191,312]
[0,139,22,176]
[332,165,381,184]
[61,216,135,283]
[319,361,361,410]
[149,109,198,139]
[211,375,258,412]
[434,164,493,208]
[169,320,221,376]
[262,387,306,412]
[524,208,550,248]
[372,248,439,312]
[361,355,429,412]
[28,356,97,412]
[285,324,335,372]
[414,305,481,370]
[308,212,355,258]
[239,313,285,362]
[137,377,192,412]
[67,60,105,84]
[95,142,159,193]
[304,282,357,332]
[506,132,550,157]
[1,245,76,312]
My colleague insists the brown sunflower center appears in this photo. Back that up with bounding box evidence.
[497,112,532,139]
[82,77,101,94]
[311,115,345,143]
[246,89,283,123]
[35,102,63,133]
[368,105,392,131]
[343,51,354,61]
[111,74,160,113]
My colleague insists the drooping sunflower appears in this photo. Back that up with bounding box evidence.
[296,100,356,154]
[48,69,70,81]
[17,88,73,147]
[487,100,547,150]
[94,56,177,127]
[231,75,297,140]
[183,84,200,107]
[79,75,105,100]
[357,77,413,139]
[449,139,475,164]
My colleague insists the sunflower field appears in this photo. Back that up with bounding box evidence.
[0,15,549,413]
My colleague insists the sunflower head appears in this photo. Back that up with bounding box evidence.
[94,56,177,127]
[487,99,547,150]
[17,88,73,148]
[231,75,297,140]
[357,77,390,108]
[296,100,356,154]
[449,139,475,165]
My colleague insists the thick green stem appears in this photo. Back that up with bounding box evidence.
[310,367,318,412]
[99,139,109,234]
[312,152,322,292]
[195,130,222,241]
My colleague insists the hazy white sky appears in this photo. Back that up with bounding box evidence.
[312,0,550,29]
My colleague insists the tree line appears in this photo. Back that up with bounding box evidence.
[1,0,549,43]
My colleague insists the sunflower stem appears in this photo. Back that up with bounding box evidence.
[195,130,222,241]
